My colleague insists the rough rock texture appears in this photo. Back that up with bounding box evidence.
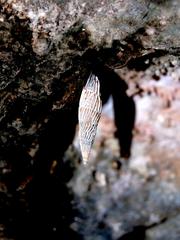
[0,0,180,239]
[69,64,180,239]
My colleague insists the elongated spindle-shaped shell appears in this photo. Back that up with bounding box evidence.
[78,74,102,164]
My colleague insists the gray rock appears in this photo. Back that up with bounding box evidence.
[0,0,180,239]
[146,215,180,240]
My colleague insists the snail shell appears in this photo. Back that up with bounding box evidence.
[78,73,102,165]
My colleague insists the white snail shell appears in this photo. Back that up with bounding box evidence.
[78,73,102,165]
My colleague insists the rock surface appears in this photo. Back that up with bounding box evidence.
[69,65,180,239]
[0,0,180,239]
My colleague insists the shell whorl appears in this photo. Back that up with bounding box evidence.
[78,73,102,165]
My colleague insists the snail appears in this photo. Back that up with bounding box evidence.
[78,73,102,165]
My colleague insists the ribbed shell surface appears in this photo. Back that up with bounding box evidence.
[78,74,102,164]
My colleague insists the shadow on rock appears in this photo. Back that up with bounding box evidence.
[118,226,146,240]
[94,65,136,159]
[3,107,83,240]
